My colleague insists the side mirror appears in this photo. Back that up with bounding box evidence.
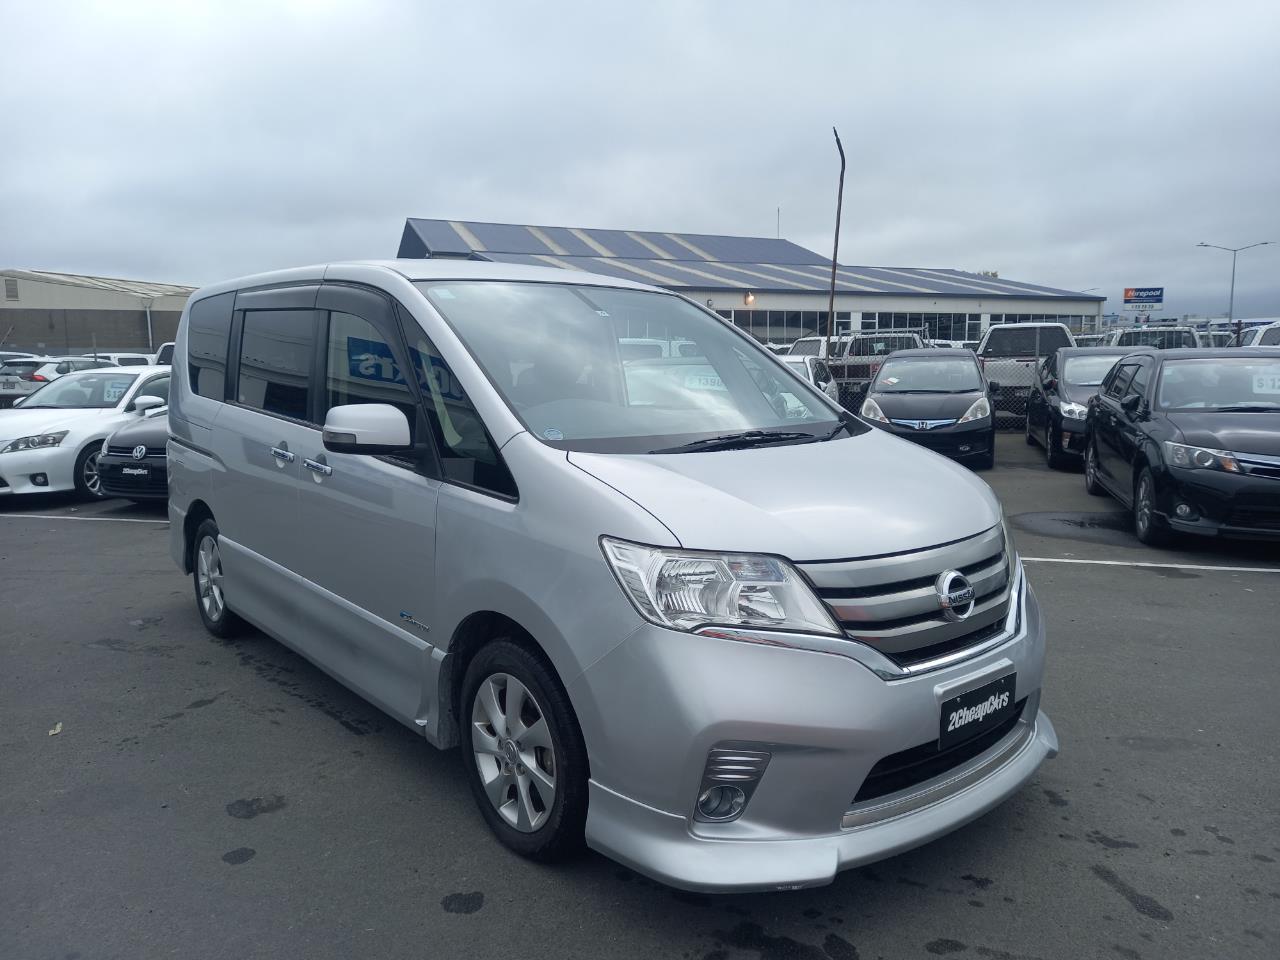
[11,396,25,408]
[322,403,412,455]
[987,381,1000,393]
[1121,393,1141,413]
[1046,377,1057,392]
[131,395,165,414]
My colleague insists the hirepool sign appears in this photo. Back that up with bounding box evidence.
[1123,287,1164,311]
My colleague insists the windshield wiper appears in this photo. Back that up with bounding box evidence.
[650,429,821,454]
[1213,404,1280,412]
[881,388,956,394]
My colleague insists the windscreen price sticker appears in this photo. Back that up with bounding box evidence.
[1254,374,1280,394]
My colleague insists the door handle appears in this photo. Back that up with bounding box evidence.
[270,445,295,463]
[303,457,332,477]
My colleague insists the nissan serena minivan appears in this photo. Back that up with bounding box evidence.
[168,260,1057,892]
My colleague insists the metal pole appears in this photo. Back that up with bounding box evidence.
[825,127,846,363]
[1228,250,1238,344]
[144,299,155,352]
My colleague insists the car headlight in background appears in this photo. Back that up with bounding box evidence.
[1162,441,1240,473]
[860,397,889,422]
[958,396,992,423]
[1,430,69,454]
[1058,400,1088,420]
[601,537,840,635]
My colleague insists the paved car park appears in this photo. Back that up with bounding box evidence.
[2,434,1277,960]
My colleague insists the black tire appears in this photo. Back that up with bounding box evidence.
[1045,423,1064,470]
[192,519,247,638]
[72,442,107,500]
[974,445,995,470]
[1084,437,1106,496]
[460,639,588,861]
[1133,467,1169,546]
[1024,416,1036,446]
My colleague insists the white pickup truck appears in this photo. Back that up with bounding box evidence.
[976,322,1075,415]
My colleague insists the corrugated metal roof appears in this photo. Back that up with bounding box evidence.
[397,219,1103,300]
[0,268,196,298]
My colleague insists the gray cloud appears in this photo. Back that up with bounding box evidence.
[2,0,1277,317]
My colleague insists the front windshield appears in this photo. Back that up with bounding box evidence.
[22,372,138,408]
[1157,358,1280,411]
[1063,354,1124,386]
[417,282,846,453]
[874,357,982,393]
[788,339,821,356]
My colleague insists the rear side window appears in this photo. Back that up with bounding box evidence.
[188,293,234,400]
[135,375,171,404]
[117,357,148,366]
[1105,363,1137,399]
[156,343,175,364]
[1261,327,1280,346]
[403,327,516,498]
[324,311,419,442]
[237,310,316,421]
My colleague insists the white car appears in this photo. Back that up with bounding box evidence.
[0,355,115,407]
[0,365,171,498]
[82,352,154,367]
[781,354,841,402]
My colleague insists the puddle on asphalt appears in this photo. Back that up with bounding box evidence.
[1009,511,1134,545]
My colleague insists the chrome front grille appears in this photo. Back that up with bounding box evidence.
[107,444,165,458]
[799,525,1012,667]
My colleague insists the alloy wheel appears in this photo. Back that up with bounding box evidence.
[471,672,557,833]
[82,450,102,496]
[1136,474,1153,535]
[196,536,226,621]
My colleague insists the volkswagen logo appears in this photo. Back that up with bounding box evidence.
[131,445,148,460]
[935,570,976,622]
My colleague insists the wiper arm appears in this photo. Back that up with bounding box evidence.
[650,429,820,454]
[1213,404,1280,412]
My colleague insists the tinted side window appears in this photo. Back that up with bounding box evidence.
[157,343,175,364]
[1261,327,1280,346]
[1127,363,1151,399]
[188,292,234,400]
[324,311,418,442]
[135,375,170,403]
[56,361,72,374]
[1105,364,1136,399]
[404,328,516,497]
[237,310,316,421]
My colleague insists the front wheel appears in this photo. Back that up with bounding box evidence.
[1045,423,1065,470]
[73,442,107,499]
[461,640,588,861]
[1084,437,1106,496]
[1133,468,1169,546]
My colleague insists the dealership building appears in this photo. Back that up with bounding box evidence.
[397,218,1105,343]
[0,269,194,355]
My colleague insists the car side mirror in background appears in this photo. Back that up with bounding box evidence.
[322,403,412,455]
[1121,394,1141,413]
[130,395,164,414]
[987,381,1000,393]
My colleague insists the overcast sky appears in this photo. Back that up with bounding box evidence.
[3,0,1278,317]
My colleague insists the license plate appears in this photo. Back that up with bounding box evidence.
[1,382,15,391]
[120,465,151,478]
[939,674,1016,751]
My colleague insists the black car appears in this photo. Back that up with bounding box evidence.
[1026,346,1154,469]
[859,348,996,469]
[98,408,169,501]
[1083,348,1280,544]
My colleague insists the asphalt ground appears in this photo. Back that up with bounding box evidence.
[2,434,1278,960]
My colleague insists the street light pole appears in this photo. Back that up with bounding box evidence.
[1196,241,1274,343]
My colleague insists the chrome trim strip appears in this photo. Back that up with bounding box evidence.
[841,712,1036,829]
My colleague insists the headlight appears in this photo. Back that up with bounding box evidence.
[860,397,889,422]
[1,430,69,454]
[1058,400,1088,420]
[1162,441,1240,473]
[958,396,991,423]
[601,537,839,635]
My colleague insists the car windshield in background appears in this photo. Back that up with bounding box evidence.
[1116,329,1197,348]
[1063,354,1124,386]
[982,328,1071,357]
[852,336,917,356]
[789,339,821,355]
[1157,358,1280,411]
[417,282,844,453]
[22,372,138,408]
[874,358,982,393]
[1,360,43,375]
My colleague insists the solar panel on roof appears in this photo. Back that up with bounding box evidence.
[580,229,659,260]
[464,222,552,255]
[675,234,829,266]
[402,218,473,256]
[535,226,600,257]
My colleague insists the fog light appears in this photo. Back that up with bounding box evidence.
[1062,431,1072,447]
[697,785,746,821]
[1174,502,1196,520]
[31,473,48,486]
[694,746,771,823]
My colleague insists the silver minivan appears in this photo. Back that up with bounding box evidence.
[168,260,1057,892]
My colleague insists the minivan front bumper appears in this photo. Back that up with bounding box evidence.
[570,569,1054,892]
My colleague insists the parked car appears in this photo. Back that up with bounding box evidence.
[826,332,926,396]
[0,350,35,364]
[0,356,114,408]
[781,354,841,402]
[83,351,154,367]
[1025,346,1153,469]
[98,404,170,501]
[1227,321,1280,348]
[1084,348,1280,544]
[153,341,176,365]
[169,260,1055,892]
[786,335,850,358]
[0,366,170,497]
[859,348,996,469]
[1204,332,1235,348]
[1073,334,1108,347]
[1104,326,1201,349]
[976,323,1075,415]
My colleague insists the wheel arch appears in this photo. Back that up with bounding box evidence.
[181,499,215,574]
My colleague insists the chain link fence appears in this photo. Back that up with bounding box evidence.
[986,361,1037,428]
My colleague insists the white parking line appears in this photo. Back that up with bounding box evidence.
[1023,556,1280,574]
[0,513,167,524]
